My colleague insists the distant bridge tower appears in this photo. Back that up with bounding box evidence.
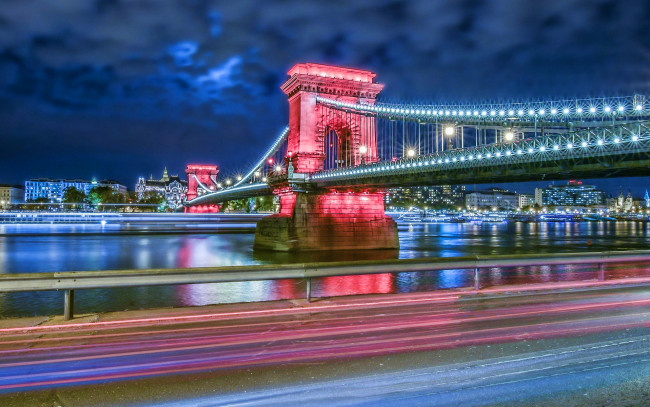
[254,63,398,252]
[185,164,219,213]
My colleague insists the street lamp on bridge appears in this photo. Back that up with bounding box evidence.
[444,125,455,137]
[359,145,368,164]
[444,125,456,150]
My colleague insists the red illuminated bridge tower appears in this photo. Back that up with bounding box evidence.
[185,164,220,213]
[254,63,398,251]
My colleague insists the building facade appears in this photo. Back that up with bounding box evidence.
[535,180,604,208]
[518,194,534,209]
[0,185,24,208]
[24,179,126,203]
[385,185,465,209]
[609,189,648,212]
[135,168,188,210]
[465,188,518,210]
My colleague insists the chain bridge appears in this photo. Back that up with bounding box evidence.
[185,63,650,251]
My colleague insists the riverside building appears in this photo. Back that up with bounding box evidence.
[534,180,604,207]
[385,185,465,209]
[465,188,518,210]
[24,179,126,203]
[0,185,24,208]
[135,168,188,210]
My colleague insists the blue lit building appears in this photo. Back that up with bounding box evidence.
[24,179,126,203]
[535,180,604,207]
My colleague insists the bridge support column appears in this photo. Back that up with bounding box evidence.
[254,188,398,252]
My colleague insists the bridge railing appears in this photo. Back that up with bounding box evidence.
[2,250,650,320]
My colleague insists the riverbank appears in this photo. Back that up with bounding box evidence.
[0,212,268,225]
[1,281,649,406]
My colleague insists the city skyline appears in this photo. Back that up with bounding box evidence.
[7,171,650,201]
[1,1,650,191]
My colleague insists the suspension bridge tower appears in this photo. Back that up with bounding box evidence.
[254,63,398,251]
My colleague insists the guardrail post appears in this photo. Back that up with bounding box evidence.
[598,263,605,281]
[474,268,480,290]
[64,289,74,320]
[306,277,312,302]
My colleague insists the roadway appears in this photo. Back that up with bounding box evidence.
[0,283,649,406]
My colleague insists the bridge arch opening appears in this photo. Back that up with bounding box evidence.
[321,118,359,170]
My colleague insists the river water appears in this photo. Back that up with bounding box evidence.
[1,218,650,317]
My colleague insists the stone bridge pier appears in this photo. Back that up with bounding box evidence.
[254,63,398,252]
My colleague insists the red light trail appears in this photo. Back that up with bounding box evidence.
[0,283,649,395]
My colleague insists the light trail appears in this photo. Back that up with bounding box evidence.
[0,286,649,396]
[2,296,650,363]
[0,293,461,334]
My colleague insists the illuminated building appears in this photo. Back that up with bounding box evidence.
[135,168,188,210]
[385,185,465,208]
[608,189,647,212]
[518,194,534,208]
[535,180,604,207]
[465,188,518,210]
[0,185,24,208]
[24,178,126,203]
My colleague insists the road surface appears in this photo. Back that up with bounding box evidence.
[0,283,649,406]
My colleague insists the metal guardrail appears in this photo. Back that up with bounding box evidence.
[2,250,650,320]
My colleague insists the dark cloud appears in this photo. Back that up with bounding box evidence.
[0,0,648,191]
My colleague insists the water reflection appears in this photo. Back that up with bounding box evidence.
[2,221,650,317]
[253,249,399,264]
[318,274,394,297]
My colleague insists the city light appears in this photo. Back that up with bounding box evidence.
[225,179,231,185]
[236,175,242,181]
[359,145,368,154]
[444,126,455,136]
[275,165,282,172]
[504,131,514,142]
[407,149,416,157]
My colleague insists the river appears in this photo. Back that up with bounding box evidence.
[1,218,650,317]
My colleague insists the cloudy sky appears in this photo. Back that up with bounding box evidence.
[0,0,649,194]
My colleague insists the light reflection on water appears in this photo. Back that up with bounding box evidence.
[1,221,650,317]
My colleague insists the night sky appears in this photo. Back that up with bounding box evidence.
[1,0,649,196]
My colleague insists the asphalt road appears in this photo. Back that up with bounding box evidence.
[0,283,649,406]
